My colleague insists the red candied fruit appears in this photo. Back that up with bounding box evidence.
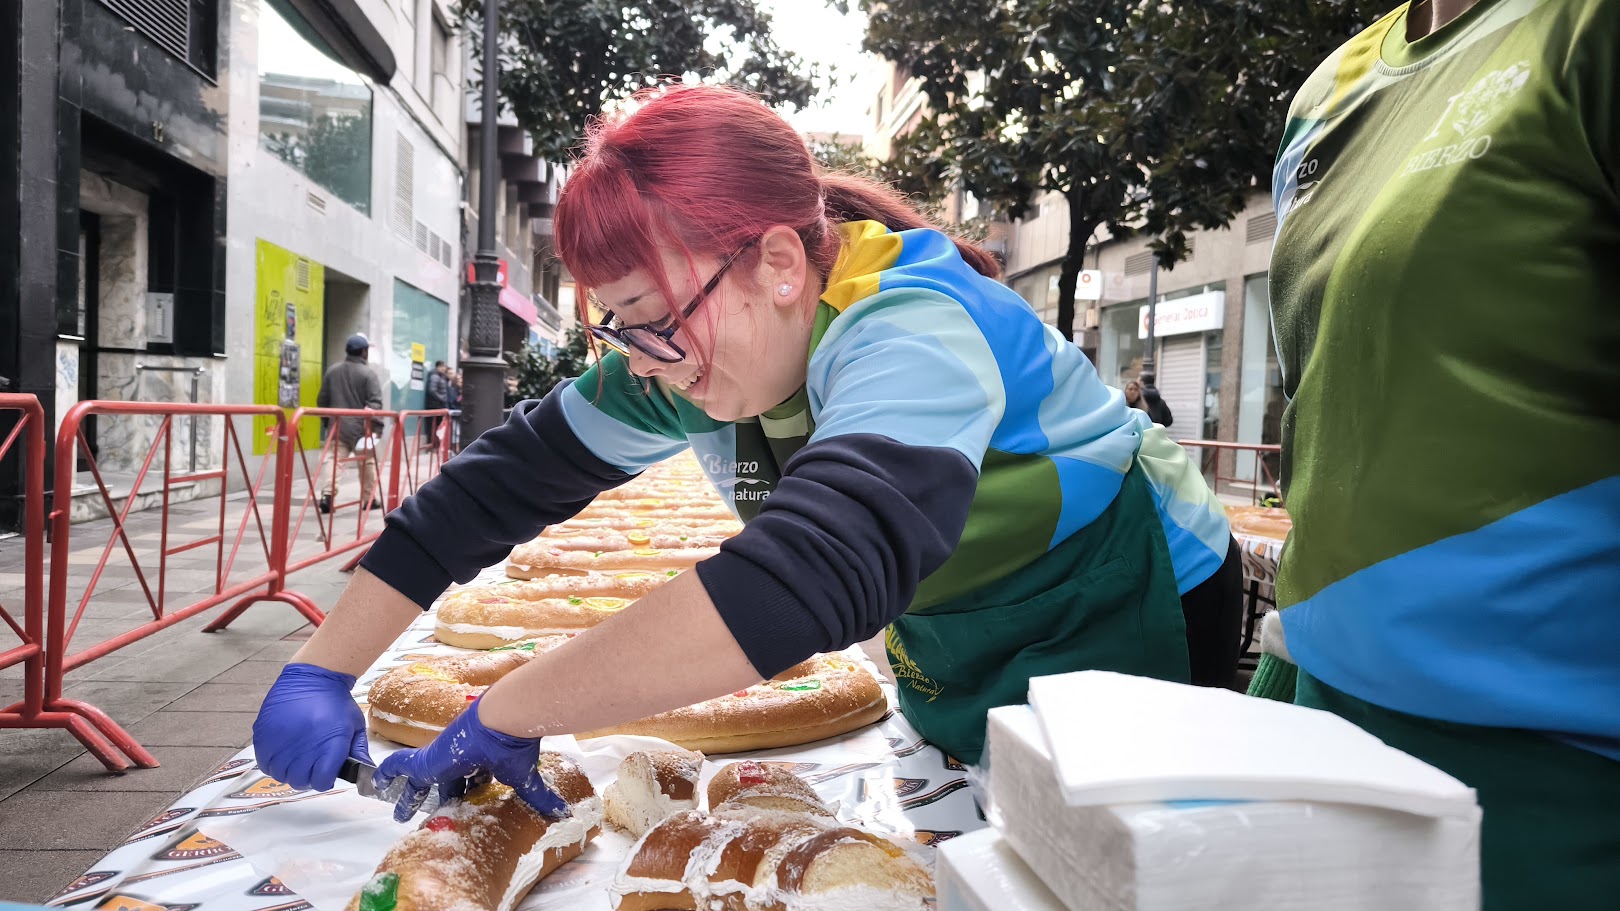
[424,816,454,832]
[737,761,768,788]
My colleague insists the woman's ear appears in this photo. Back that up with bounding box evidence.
[757,226,808,309]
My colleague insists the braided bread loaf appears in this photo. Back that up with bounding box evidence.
[346,752,601,911]
[609,759,933,911]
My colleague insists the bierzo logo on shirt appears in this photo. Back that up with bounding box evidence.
[1402,61,1532,175]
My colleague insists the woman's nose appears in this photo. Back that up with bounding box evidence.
[625,347,665,379]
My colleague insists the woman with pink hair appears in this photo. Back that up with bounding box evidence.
[252,85,1239,820]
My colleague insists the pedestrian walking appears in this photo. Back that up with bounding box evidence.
[315,333,383,513]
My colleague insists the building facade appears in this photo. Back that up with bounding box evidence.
[225,0,467,445]
[457,93,562,360]
[1003,192,1286,487]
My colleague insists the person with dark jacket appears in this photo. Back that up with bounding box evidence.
[423,360,450,443]
[1125,377,1174,428]
[316,334,383,512]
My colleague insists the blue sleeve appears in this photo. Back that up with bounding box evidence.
[695,289,1003,676]
[360,381,641,607]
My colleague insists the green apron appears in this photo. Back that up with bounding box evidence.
[886,464,1190,764]
[1295,670,1620,911]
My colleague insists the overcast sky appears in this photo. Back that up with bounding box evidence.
[758,0,880,139]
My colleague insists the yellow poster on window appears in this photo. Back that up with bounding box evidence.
[254,240,325,454]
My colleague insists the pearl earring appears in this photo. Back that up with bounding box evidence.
[778,284,794,297]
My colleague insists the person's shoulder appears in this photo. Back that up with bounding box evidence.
[1287,5,1407,121]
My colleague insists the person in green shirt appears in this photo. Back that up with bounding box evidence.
[1265,0,1619,906]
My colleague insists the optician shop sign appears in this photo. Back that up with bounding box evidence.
[1139,290,1225,339]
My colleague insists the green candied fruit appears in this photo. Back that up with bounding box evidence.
[777,679,823,692]
[491,641,538,653]
[359,872,400,911]
[568,596,583,605]
[666,570,678,577]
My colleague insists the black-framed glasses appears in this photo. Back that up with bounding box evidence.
[588,240,758,364]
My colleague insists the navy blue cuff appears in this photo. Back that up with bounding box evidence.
[360,526,455,610]
[696,552,825,678]
[694,434,977,679]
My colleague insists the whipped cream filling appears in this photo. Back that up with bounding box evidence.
[437,622,578,638]
[496,795,604,911]
[370,709,446,733]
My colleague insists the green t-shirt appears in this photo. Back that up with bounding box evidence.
[1268,0,1620,755]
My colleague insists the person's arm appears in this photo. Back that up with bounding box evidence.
[365,368,383,412]
[358,357,689,608]
[479,288,1001,734]
[256,360,687,792]
[290,567,423,674]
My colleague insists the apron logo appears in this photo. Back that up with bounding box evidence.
[885,627,943,702]
[1403,61,1532,176]
[1451,62,1531,137]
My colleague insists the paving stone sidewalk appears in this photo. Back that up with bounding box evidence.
[0,485,363,903]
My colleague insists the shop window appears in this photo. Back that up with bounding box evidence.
[1097,302,1146,389]
[258,0,373,214]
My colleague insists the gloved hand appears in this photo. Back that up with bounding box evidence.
[252,663,370,792]
[372,697,568,823]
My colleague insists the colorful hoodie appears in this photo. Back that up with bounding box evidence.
[364,221,1229,676]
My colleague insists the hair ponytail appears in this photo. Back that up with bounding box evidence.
[817,172,1001,279]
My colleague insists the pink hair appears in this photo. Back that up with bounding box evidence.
[555,84,997,370]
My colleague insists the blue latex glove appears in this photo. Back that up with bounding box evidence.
[372,697,568,823]
[252,663,371,792]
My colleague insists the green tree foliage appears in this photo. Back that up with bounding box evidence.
[507,324,593,402]
[808,133,992,244]
[458,0,822,162]
[861,0,1381,341]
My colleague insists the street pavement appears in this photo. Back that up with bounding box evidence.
[0,487,355,903]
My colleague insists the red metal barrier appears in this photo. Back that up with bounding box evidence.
[395,409,453,502]
[212,409,399,631]
[43,401,317,770]
[1175,439,1284,507]
[0,395,112,757]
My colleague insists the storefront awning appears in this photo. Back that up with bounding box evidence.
[499,287,540,327]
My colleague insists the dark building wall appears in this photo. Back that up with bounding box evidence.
[73,0,231,356]
[0,2,65,528]
[1,0,231,527]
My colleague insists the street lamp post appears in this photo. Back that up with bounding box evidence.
[461,0,506,443]
[1140,251,1160,395]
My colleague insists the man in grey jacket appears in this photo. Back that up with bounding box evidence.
[316,334,383,512]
